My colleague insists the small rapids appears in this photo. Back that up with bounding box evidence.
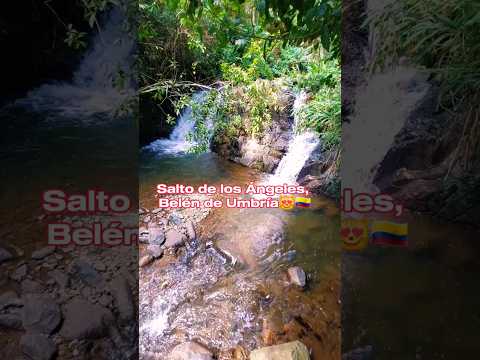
[140,237,265,356]
[14,7,135,117]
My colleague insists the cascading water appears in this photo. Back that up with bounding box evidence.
[269,91,320,186]
[144,91,208,155]
[342,66,430,194]
[15,7,135,117]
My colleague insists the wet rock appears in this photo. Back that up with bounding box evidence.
[71,259,104,287]
[342,346,373,360]
[169,212,183,226]
[22,295,61,334]
[250,341,310,360]
[109,275,134,324]
[185,221,196,240]
[31,246,55,260]
[48,270,69,289]
[60,299,113,340]
[0,313,23,330]
[11,263,28,282]
[169,341,213,360]
[21,333,57,360]
[165,229,186,248]
[149,227,165,246]
[139,255,154,267]
[0,247,14,264]
[139,227,149,243]
[0,290,22,309]
[288,267,307,287]
[147,244,164,259]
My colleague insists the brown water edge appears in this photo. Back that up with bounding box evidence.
[139,190,340,359]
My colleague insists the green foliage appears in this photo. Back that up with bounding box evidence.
[368,0,480,101]
[64,24,88,49]
[45,0,120,50]
[297,85,340,149]
[163,0,341,57]
[139,0,341,154]
[367,0,480,170]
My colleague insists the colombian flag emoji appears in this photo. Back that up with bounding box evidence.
[370,221,408,247]
[295,197,311,208]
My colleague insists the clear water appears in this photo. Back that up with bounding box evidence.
[139,151,341,358]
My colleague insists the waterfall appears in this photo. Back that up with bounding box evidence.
[144,91,208,155]
[269,92,320,186]
[15,7,135,117]
[342,66,430,193]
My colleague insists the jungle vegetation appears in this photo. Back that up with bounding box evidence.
[138,0,341,150]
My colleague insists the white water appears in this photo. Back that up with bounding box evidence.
[144,91,207,155]
[15,7,135,117]
[268,92,320,186]
[342,66,430,194]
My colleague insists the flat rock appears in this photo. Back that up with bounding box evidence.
[169,341,213,360]
[250,341,310,360]
[147,244,164,259]
[60,299,113,340]
[21,333,57,360]
[0,247,14,264]
[109,275,134,324]
[31,247,55,260]
[288,267,307,287]
[165,229,186,248]
[22,295,61,334]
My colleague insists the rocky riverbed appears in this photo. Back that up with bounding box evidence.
[0,213,138,360]
[138,192,340,360]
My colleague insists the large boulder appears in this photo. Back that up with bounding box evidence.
[250,341,310,360]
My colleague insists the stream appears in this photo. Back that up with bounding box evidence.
[138,93,341,358]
